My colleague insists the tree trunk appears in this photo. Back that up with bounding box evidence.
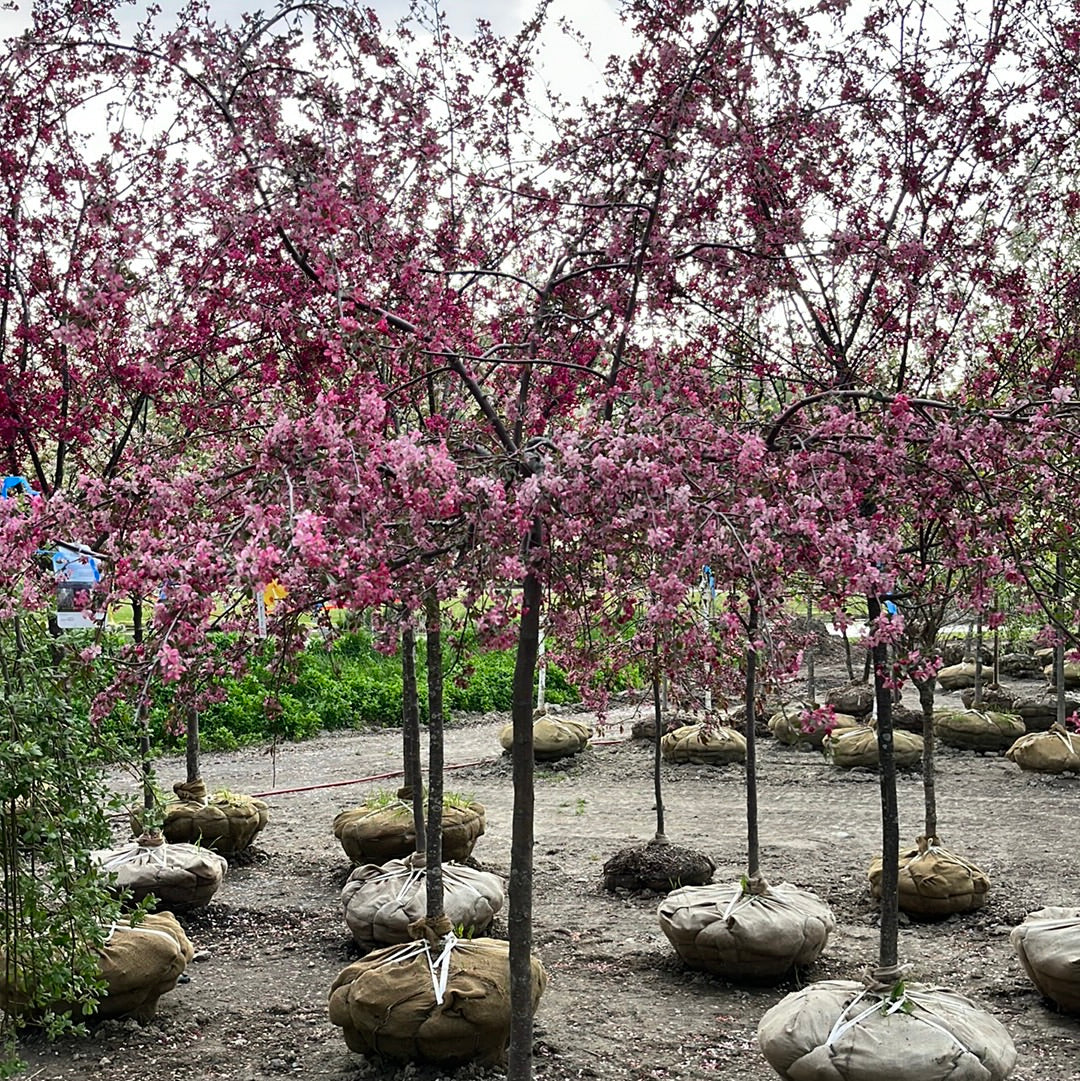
[507,523,543,1081]
[400,622,426,857]
[424,594,444,922]
[185,708,200,786]
[913,675,937,841]
[868,594,899,972]
[132,597,154,817]
[805,593,816,705]
[744,594,759,878]
[1056,550,1067,727]
[651,658,665,842]
[973,608,984,708]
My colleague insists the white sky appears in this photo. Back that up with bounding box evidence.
[1,0,636,102]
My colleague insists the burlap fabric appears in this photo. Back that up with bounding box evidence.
[96,913,194,1021]
[328,934,546,1064]
[657,880,835,981]
[333,800,486,864]
[1010,906,1080,1013]
[769,706,859,748]
[660,723,746,765]
[498,717,591,760]
[0,912,193,1023]
[933,709,1024,752]
[92,837,227,909]
[937,662,978,691]
[826,726,923,769]
[1011,691,1080,732]
[160,781,269,854]
[960,685,1018,713]
[1005,724,1080,773]
[758,979,1016,1081]
[825,683,874,718]
[342,860,505,950]
[867,836,989,916]
[1042,660,1080,688]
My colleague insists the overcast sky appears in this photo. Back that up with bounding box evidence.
[1,0,636,102]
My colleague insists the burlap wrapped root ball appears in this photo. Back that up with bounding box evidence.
[825,682,874,719]
[661,723,746,765]
[826,726,923,769]
[160,780,269,854]
[1005,724,1080,774]
[96,913,195,1021]
[333,798,486,864]
[342,860,505,950]
[1042,660,1080,687]
[498,717,591,761]
[92,837,227,910]
[0,912,194,1023]
[328,935,546,1065]
[867,836,989,916]
[961,684,1019,713]
[768,706,859,749]
[758,979,1016,1081]
[657,880,835,982]
[933,708,1025,752]
[937,661,978,691]
[1010,907,1080,1013]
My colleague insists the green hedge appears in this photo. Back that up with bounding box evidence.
[147,630,580,752]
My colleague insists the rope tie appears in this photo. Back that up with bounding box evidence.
[173,779,209,805]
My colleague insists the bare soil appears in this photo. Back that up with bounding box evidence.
[17,667,1080,1081]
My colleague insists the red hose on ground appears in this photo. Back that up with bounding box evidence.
[248,735,629,799]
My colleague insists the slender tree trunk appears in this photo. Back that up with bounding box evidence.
[185,708,200,786]
[400,622,426,857]
[868,594,899,972]
[842,627,855,682]
[914,675,937,841]
[508,522,542,1081]
[651,659,665,842]
[805,593,816,705]
[1056,550,1067,727]
[973,608,984,708]
[424,594,444,922]
[132,597,154,816]
[744,594,759,878]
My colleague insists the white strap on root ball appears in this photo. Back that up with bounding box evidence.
[341,860,505,950]
[1010,906,1080,1013]
[657,879,835,981]
[758,978,1016,1081]
[328,933,546,1066]
[867,837,990,917]
[92,839,227,910]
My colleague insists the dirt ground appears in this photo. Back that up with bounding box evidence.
[16,662,1080,1081]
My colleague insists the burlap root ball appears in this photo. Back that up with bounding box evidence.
[937,662,978,691]
[1010,907,1080,1013]
[602,839,715,892]
[825,683,874,718]
[758,979,1017,1081]
[657,880,835,982]
[342,860,505,950]
[92,837,227,910]
[328,935,546,1065]
[867,836,990,917]
[960,684,1019,713]
[498,717,591,761]
[333,800,486,864]
[0,912,194,1023]
[160,781,269,854]
[95,912,195,1021]
[660,723,746,766]
[1042,660,1080,688]
[768,706,859,749]
[826,725,923,769]
[1011,691,1080,732]
[1005,724,1080,774]
[933,708,1025,752]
